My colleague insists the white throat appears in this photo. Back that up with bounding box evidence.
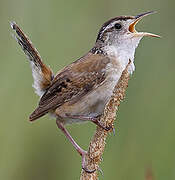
[103,36,143,74]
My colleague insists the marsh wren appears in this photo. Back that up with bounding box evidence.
[11,11,159,172]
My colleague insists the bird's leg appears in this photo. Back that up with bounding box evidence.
[56,119,96,173]
[65,114,113,131]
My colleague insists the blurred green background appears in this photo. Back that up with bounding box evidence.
[0,0,174,179]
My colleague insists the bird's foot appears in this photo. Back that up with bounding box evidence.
[81,151,96,173]
[90,115,113,132]
[66,114,113,132]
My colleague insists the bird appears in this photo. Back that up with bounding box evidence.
[10,11,159,173]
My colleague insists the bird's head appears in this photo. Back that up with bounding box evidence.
[96,11,160,48]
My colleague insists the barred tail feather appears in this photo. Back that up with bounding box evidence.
[10,21,54,96]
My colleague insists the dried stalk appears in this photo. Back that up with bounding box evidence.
[80,62,130,180]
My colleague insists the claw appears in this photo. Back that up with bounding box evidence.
[103,124,113,131]
[112,127,115,136]
[82,166,96,174]
[91,116,113,131]
[98,167,104,176]
[81,152,96,173]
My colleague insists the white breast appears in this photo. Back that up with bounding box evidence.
[103,35,143,75]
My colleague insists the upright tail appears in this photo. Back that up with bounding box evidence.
[10,22,54,96]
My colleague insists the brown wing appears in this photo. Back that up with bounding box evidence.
[29,53,110,121]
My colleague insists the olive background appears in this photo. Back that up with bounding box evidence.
[0,0,174,179]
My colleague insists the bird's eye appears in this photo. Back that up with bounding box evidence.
[114,23,122,30]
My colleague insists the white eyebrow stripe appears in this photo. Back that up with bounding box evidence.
[98,21,117,40]
[103,21,116,32]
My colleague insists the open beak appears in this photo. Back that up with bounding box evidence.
[129,11,160,38]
